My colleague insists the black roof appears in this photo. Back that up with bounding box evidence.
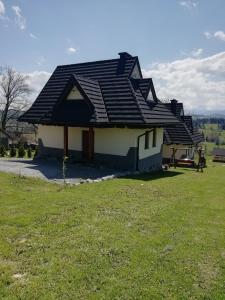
[164,100,204,145]
[19,52,179,128]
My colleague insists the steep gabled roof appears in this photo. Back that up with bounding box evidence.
[19,52,179,127]
[165,101,184,118]
[164,122,194,145]
[164,100,204,145]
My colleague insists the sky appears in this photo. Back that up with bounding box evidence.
[0,0,225,113]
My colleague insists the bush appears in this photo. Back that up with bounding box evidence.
[27,147,32,158]
[10,145,17,157]
[18,145,25,157]
[0,145,6,157]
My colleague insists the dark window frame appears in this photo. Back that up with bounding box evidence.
[152,128,157,147]
[145,131,150,149]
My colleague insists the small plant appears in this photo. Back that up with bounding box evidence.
[27,147,32,158]
[0,145,6,157]
[18,145,25,158]
[10,145,17,157]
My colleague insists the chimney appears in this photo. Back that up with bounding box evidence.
[171,99,178,115]
[117,52,132,75]
[118,52,132,60]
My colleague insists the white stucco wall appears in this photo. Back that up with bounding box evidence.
[95,128,136,156]
[38,125,64,148]
[68,127,84,151]
[138,128,163,159]
[38,125,163,157]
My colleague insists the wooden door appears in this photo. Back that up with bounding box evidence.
[82,129,94,161]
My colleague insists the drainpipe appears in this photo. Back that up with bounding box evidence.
[136,129,154,171]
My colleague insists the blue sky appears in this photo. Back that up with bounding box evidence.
[0,0,225,112]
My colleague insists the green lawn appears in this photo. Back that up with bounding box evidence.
[0,161,225,299]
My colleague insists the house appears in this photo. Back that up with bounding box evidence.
[19,52,179,171]
[212,148,225,162]
[163,99,204,163]
[0,128,12,147]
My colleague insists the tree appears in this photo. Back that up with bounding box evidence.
[0,66,32,131]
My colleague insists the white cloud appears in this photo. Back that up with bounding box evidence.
[179,1,197,9]
[204,31,212,39]
[214,31,225,42]
[204,30,225,42]
[0,0,5,17]
[66,47,77,54]
[142,51,225,112]
[191,48,203,57]
[30,33,38,40]
[25,71,51,102]
[12,5,26,30]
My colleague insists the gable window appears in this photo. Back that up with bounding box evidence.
[152,128,157,147]
[67,85,84,100]
[145,131,150,149]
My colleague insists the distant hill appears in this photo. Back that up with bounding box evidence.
[0,109,36,134]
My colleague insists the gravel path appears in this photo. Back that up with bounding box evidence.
[0,158,117,184]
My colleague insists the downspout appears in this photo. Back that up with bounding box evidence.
[136,129,154,171]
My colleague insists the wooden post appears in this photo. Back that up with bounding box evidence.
[64,125,68,157]
[88,127,94,161]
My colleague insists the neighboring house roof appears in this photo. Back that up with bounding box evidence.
[165,101,184,119]
[164,100,204,145]
[19,52,179,128]
[212,148,225,157]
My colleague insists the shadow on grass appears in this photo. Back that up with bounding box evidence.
[121,170,184,181]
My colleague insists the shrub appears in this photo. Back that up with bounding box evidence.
[0,145,6,157]
[27,147,32,158]
[18,145,25,157]
[10,145,17,157]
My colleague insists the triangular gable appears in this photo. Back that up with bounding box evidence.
[66,85,85,100]
[131,63,141,79]
[132,78,158,102]
[51,75,95,116]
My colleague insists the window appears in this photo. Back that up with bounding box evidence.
[152,128,157,147]
[145,131,150,149]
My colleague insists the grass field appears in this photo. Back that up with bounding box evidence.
[0,161,225,299]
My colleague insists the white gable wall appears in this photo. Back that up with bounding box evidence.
[67,86,84,100]
[131,63,141,79]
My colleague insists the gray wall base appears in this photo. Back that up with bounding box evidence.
[38,139,162,171]
[138,152,162,172]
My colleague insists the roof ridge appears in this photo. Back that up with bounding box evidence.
[75,75,108,123]
[128,79,146,123]
[57,56,136,69]
[97,81,109,123]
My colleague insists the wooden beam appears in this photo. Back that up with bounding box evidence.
[88,127,94,161]
[64,126,68,157]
